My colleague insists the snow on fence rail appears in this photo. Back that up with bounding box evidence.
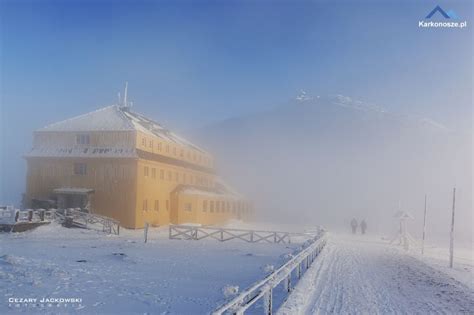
[169,225,312,244]
[0,206,55,224]
[212,230,327,315]
[56,208,121,235]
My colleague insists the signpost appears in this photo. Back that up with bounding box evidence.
[449,188,456,268]
[421,194,427,255]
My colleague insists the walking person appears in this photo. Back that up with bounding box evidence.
[360,219,367,235]
[350,218,358,234]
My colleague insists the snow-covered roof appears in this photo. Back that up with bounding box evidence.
[37,105,207,153]
[38,105,135,132]
[53,188,95,195]
[178,187,236,199]
[173,177,245,200]
[393,211,414,219]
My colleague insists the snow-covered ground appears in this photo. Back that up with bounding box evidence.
[2,224,473,314]
[278,233,474,314]
[0,223,306,314]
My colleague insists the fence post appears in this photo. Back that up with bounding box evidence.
[264,288,272,315]
[285,274,291,292]
[250,231,254,242]
[144,222,149,243]
[297,262,302,279]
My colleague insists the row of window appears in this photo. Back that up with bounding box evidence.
[76,134,90,145]
[144,166,212,187]
[142,199,170,212]
[202,200,251,214]
[141,199,251,215]
[74,163,87,175]
[140,137,211,167]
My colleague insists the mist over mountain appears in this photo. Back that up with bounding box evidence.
[190,94,471,243]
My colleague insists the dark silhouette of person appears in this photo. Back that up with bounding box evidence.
[350,218,358,234]
[360,220,367,235]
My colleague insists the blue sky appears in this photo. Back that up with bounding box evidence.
[0,0,472,203]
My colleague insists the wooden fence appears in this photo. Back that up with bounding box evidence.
[56,208,120,235]
[213,230,327,314]
[169,225,314,244]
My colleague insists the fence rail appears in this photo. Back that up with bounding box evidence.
[0,207,55,224]
[212,230,327,315]
[169,225,313,244]
[57,208,121,235]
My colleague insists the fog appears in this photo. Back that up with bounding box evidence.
[192,95,472,246]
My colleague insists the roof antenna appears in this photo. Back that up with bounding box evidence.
[123,81,128,107]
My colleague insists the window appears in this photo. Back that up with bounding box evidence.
[152,168,156,179]
[160,169,164,180]
[76,134,90,145]
[166,200,169,211]
[154,200,159,211]
[157,143,162,151]
[149,140,153,148]
[142,138,146,146]
[73,163,87,175]
[142,199,148,211]
[203,200,208,212]
[167,171,172,180]
[175,172,179,182]
[184,203,192,212]
[144,166,149,177]
[210,201,214,213]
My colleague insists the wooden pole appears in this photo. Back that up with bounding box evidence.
[449,188,456,268]
[421,194,427,255]
[144,222,149,243]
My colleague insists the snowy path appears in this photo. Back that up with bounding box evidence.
[278,234,474,314]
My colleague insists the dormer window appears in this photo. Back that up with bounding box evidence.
[76,134,90,145]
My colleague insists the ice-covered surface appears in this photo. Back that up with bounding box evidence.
[35,104,207,153]
[278,233,474,314]
[0,223,303,314]
[38,105,135,132]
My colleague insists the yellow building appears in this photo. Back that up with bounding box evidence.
[24,102,251,228]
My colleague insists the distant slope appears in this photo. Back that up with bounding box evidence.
[190,94,471,237]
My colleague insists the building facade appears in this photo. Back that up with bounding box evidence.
[25,104,251,228]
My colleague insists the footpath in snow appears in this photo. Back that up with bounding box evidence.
[278,234,474,314]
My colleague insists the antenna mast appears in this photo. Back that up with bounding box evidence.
[123,81,128,107]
